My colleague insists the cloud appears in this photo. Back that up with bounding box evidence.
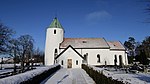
[86,11,112,22]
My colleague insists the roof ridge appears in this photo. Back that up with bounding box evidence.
[64,38,104,39]
[108,41,120,42]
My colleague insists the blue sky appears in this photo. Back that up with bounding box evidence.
[0,0,149,51]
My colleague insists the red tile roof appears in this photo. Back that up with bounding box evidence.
[107,41,125,50]
[60,38,110,48]
[60,38,125,50]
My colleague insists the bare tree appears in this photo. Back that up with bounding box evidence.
[8,38,19,74]
[0,23,14,53]
[33,48,44,64]
[18,35,34,72]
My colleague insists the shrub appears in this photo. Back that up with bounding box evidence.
[82,64,123,84]
[21,64,61,84]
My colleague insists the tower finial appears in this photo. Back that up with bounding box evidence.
[54,12,57,19]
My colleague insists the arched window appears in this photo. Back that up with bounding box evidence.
[84,55,87,61]
[61,60,63,65]
[115,55,117,62]
[105,61,107,66]
[54,29,56,34]
[97,54,100,63]
[119,55,123,67]
[54,49,58,57]
[83,53,88,63]
[114,55,117,66]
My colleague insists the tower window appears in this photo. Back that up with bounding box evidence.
[54,29,56,34]
[76,60,78,65]
[97,54,100,63]
[54,49,58,57]
[61,60,63,65]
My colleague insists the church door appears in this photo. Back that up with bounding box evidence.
[67,59,72,68]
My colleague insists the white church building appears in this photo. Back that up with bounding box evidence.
[45,17,128,68]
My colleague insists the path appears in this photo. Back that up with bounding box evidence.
[42,68,95,84]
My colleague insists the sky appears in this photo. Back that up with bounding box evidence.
[0,0,150,51]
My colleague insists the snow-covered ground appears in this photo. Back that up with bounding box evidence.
[0,64,21,69]
[0,57,13,63]
[0,64,59,84]
[0,64,20,78]
[90,65,150,84]
[0,69,13,74]
[42,68,95,84]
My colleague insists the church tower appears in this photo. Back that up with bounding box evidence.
[45,17,64,65]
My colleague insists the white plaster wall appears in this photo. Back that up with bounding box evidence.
[109,50,128,65]
[60,49,64,52]
[58,48,128,67]
[81,49,111,65]
[125,52,128,65]
[57,47,83,68]
[45,28,63,65]
[60,49,82,54]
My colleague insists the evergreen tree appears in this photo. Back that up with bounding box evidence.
[124,37,136,64]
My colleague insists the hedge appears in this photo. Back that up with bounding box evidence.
[82,64,124,84]
[21,64,61,84]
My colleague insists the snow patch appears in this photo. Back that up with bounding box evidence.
[0,64,60,84]
[89,65,150,84]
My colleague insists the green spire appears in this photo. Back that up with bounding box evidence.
[49,17,63,29]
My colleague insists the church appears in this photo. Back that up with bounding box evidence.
[45,17,128,68]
